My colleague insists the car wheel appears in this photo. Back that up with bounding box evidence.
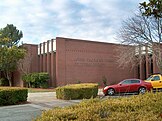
[107,88,115,96]
[138,87,146,94]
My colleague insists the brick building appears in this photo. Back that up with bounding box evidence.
[11,37,159,87]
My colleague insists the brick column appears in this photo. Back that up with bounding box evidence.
[153,54,159,73]
[56,37,66,86]
[43,42,47,72]
[39,43,43,72]
[50,39,56,87]
[47,40,51,86]
[145,46,149,78]
[139,46,145,79]
[140,60,143,79]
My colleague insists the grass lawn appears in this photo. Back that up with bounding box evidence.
[28,88,55,93]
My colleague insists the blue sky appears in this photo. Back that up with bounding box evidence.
[0,0,145,44]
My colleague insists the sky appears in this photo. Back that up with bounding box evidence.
[0,0,146,44]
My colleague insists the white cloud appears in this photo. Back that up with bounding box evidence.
[0,0,145,44]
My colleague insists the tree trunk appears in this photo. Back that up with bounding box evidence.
[6,72,12,87]
[29,82,31,88]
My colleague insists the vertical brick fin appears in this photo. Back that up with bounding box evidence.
[56,37,66,86]
[50,39,56,87]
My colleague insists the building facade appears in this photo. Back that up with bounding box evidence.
[11,37,159,87]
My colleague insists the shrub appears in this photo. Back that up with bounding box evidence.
[22,72,49,88]
[76,80,81,84]
[35,92,162,121]
[38,73,49,88]
[22,73,33,87]
[0,78,9,86]
[0,87,28,106]
[56,83,98,100]
[102,76,108,86]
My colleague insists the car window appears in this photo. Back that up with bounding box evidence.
[121,80,131,84]
[146,76,153,81]
[131,80,140,84]
[152,76,160,81]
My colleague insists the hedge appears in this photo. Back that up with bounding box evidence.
[0,78,9,86]
[0,87,28,106]
[56,83,98,100]
[35,92,162,121]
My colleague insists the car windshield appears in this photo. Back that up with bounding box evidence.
[146,76,153,81]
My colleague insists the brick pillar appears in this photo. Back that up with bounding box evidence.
[50,39,56,87]
[153,54,159,73]
[140,60,143,79]
[47,40,51,86]
[51,52,56,87]
[56,37,66,86]
[133,65,138,79]
[145,46,149,78]
[43,42,47,72]
[139,46,145,79]
[38,45,40,72]
[39,43,43,72]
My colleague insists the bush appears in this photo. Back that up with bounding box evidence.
[0,87,28,106]
[35,92,162,121]
[22,72,49,88]
[38,73,49,88]
[56,83,98,100]
[0,78,9,86]
[102,76,108,86]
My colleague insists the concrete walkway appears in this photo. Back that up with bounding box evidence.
[28,92,82,110]
[0,89,104,121]
[0,92,82,121]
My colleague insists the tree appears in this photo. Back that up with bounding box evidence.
[0,24,26,86]
[0,46,26,86]
[18,46,32,75]
[117,11,162,73]
[139,0,162,71]
[140,0,162,42]
[140,0,162,18]
[0,24,23,47]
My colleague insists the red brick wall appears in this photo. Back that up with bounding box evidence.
[13,44,39,87]
[56,37,138,86]
[50,52,56,87]
[13,37,162,87]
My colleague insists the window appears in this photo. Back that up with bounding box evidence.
[152,76,160,81]
[146,76,153,81]
[122,80,131,84]
[131,80,140,84]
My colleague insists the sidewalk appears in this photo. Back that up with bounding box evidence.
[0,103,42,121]
[0,90,104,121]
[28,92,82,110]
[0,92,81,121]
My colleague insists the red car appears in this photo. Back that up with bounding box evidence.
[103,79,152,96]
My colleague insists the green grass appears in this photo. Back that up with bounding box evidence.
[28,88,55,93]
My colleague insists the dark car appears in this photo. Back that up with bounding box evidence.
[103,79,152,96]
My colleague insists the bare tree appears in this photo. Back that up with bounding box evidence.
[18,46,32,75]
[117,11,162,72]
